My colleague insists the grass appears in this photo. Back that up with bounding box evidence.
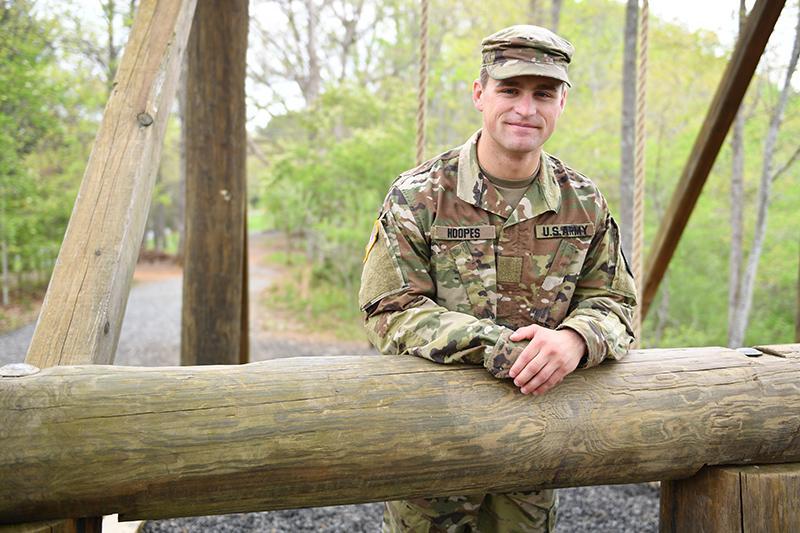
[248,208,270,232]
[0,286,45,334]
[258,240,367,343]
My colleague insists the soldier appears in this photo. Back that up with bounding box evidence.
[359,24,637,533]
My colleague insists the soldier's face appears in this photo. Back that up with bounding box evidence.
[472,75,567,156]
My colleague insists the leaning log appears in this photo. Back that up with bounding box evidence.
[25,0,198,368]
[1,346,799,524]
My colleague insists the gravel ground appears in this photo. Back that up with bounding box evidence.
[1,243,659,532]
[141,485,659,532]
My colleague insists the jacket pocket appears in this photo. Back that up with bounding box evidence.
[431,239,497,319]
[531,238,587,327]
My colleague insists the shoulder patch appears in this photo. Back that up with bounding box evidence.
[363,219,380,263]
[359,222,405,310]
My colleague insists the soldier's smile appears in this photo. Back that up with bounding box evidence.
[472,74,567,162]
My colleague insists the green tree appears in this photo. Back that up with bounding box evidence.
[0,0,63,304]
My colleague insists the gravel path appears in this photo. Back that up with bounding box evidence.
[0,234,659,532]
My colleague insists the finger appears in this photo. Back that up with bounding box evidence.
[509,324,537,342]
[509,337,542,378]
[529,371,566,396]
[520,362,559,395]
[512,350,549,388]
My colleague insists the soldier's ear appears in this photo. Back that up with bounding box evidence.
[559,84,568,112]
[472,79,484,112]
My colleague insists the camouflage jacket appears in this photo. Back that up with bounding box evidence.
[359,130,637,377]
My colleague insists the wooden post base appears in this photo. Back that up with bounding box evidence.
[660,463,800,532]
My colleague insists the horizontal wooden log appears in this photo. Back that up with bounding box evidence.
[1,346,799,524]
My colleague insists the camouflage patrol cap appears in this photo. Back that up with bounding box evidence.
[481,25,574,86]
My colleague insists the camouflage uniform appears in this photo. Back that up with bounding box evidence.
[359,25,637,533]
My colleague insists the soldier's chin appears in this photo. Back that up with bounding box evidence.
[502,139,541,154]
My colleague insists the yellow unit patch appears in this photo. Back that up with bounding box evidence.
[363,219,380,263]
[535,223,595,239]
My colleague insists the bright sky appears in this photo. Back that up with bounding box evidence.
[651,0,798,72]
[651,0,746,42]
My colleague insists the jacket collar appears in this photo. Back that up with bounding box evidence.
[456,130,561,225]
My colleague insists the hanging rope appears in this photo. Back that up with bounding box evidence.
[632,0,648,348]
[416,0,429,166]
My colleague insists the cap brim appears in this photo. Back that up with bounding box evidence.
[486,60,571,86]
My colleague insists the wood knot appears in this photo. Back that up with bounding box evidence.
[104,321,111,335]
[137,112,154,127]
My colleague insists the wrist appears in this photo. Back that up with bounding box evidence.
[560,327,588,367]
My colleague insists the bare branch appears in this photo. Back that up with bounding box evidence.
[771,145,800,183]
[247,135,270,165]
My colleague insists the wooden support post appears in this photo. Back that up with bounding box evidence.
[1,345,799,523]
[240,204,249,364]
[641,0,785,318]
[660,464,800,532]
[181,0,249,366]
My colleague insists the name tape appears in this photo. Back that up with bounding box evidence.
[432,225,497,241]
[535,223,594,239]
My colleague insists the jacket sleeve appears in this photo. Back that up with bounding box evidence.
[556,209,638,368]
[359,186,526,378]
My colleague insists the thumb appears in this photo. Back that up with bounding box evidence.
[510,324,538,341]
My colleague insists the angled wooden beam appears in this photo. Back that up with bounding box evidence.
[641,0,785,318]
[24,0,198,368]
[1,346,798,523]
[181,0,249,366]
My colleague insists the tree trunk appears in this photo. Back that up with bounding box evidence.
[103,0,118,94]
[304,0,321,105]
[727,0,747,348]
[729,6,800,347]
[528,0,541,25]
[1,238,9,306]
[153,200,166,253]
[796,245,800,342]
[176,52,187,264]
[619,0,638,259]
[550,0,563,32]
[1,346,799,524]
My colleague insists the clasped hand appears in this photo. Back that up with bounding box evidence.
[508,324,586,395]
